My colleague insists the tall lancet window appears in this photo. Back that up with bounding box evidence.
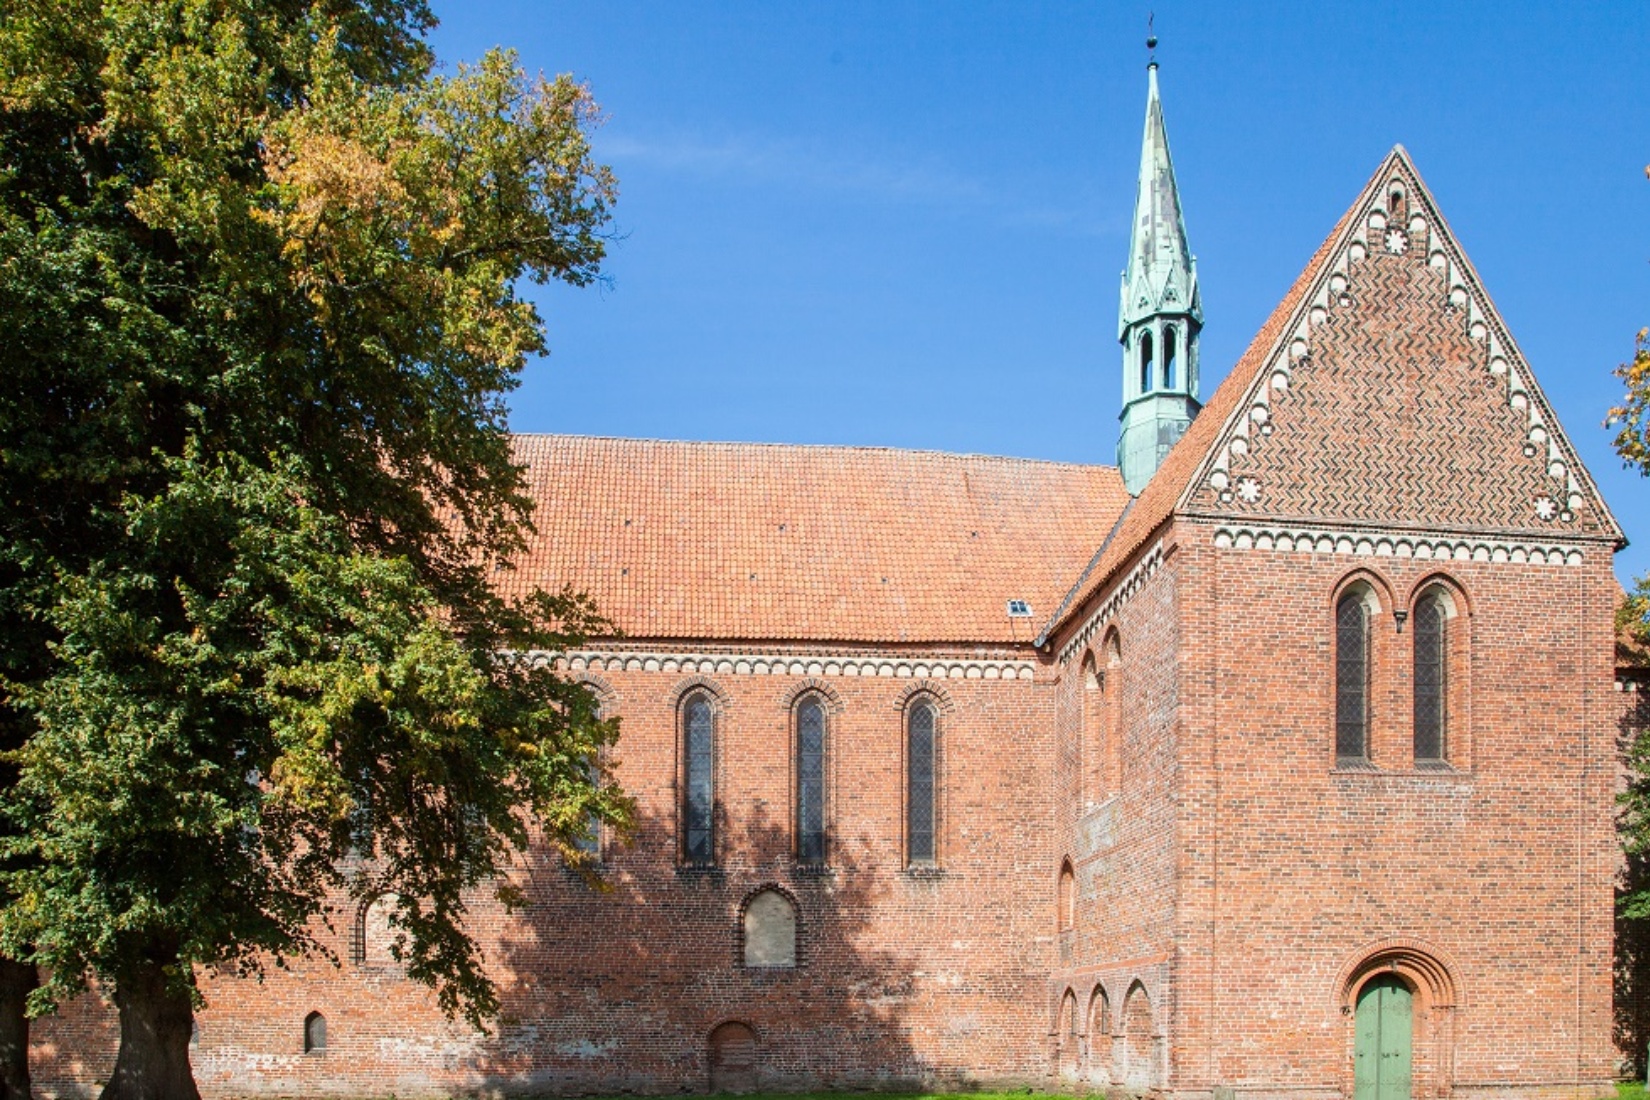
[907,700,937,865]
[1163,326,1178,389]
[1139,331,1154,393]
[795,697,826,864]
[1335,592,1371,760]
[682,692,716,865]
[1413,591,1449,762]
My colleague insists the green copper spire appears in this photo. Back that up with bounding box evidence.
[1117,57,1202,496]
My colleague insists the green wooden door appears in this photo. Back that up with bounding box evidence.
[1354,976,1412,1100]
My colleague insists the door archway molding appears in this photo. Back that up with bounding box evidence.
[1335,938,1460,1099]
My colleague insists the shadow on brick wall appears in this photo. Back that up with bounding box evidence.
[1618,686,1650,1079]
[468,802,935,1094]
[30,807,978,1095]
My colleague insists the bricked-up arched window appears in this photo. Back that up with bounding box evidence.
[907,700,938,864]
[1336,591,1372,760]
[1082,653,1102,807]
[682,691,716,865]
[303,1011,326,1053]
[1089,985,1113,1078]
[1058,860,1075,932]
[1163,325,1178,389]
[742,888,797,967]
[1103,632,1123,795]
[1139,331,1154,393]
[1413,590,1449,762]
[795,696,827,864]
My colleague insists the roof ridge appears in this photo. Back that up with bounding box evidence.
[511,432,1120,470]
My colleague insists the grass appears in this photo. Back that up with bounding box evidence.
[584,1094,1050,1100]
[1622,1084,1650,1100]
[349,1094,1055,1100]
[478,1094,1051,1100]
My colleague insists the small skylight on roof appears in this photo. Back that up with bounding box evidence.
[1006,599,1032,618]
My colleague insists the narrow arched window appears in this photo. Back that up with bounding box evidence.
[574,693,609,858]
[1413,591,1449,762]
[1139,331,1154,393]
[907,701,937,864]
[1104,633,1123,795]
[795,697,826,864]
[303,1011,326,1053]
[1057,860,1075,932]
[682,692,715,865]
[573,754,602,857]
[1163,326,1178,389]
[1336,593,1371,760]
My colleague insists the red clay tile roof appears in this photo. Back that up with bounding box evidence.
[505,435,1129,645]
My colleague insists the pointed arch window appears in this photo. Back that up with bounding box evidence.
[1162,326,1178,389]
[906,700,938,865]
[795,696,827,864]
[1413,590,1449,762]
[682,691,716,865]
[1057,859,1075,932]
[1336,591,1372,760]
[1139,331,1154,393]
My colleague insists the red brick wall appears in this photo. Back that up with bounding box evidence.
[1050,542,1182,1091]
[1164,522,1617,1097]
[33,650,1061,1097]
[27,535,1624,1099]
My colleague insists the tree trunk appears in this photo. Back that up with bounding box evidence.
[0,957,35,1100]
[98,947,199,1100]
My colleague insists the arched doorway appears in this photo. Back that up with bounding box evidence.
[1354,975,1412,1100]
[709,1021,758,1093]
[1336,939,1457,1100]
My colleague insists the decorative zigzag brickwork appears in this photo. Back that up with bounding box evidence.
[1185,157,1613,538]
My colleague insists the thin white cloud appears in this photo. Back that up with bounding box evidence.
[599,129,1119,237]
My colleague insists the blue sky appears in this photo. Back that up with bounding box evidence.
[427,1,1650,583]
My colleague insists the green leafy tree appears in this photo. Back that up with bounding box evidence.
[0,2,631,1097]
[1613,348,1650,680]
[1610,152,1650,923]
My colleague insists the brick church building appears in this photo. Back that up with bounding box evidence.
[36,62,1628,1100]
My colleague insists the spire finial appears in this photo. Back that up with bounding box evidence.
[1146,12,1157,68]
